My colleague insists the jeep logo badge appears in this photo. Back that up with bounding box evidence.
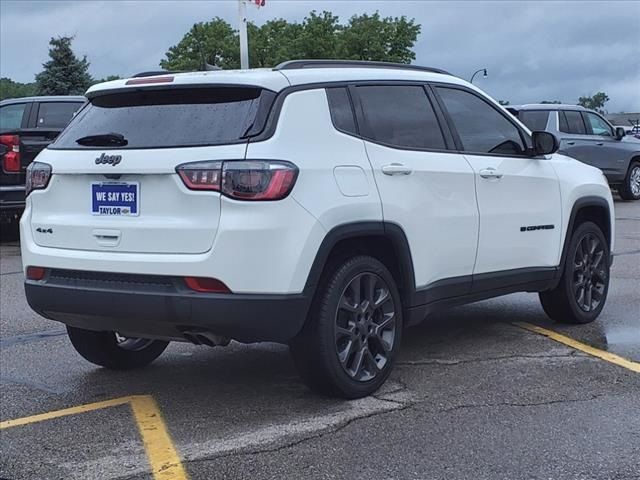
[95,153,122,166]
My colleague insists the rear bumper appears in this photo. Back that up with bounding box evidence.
[0,185,25,213]
[25,270,311,344]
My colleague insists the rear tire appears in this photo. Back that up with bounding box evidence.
[618,161,640,200]
[539,221,610,324]
[290,255,402,399]
[67,326,168,369]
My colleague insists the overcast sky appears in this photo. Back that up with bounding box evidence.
[1,0,639,112]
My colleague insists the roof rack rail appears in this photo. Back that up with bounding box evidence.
[131,70,179,78]
[274,60,451,76]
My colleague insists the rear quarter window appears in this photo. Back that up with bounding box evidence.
[52,87,275,149]
[37,102,84,128]
[517,110,550,131]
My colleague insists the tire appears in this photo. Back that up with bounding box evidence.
[618,161,640,200]
[67,326,169,369]
[290,255,402,399]
[539,221,610,324]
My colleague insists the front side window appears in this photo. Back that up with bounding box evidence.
[0,103,27,131]
[36,102,84,128]
[560,111,586,135]
[585,112,613,136]
[517,110,550,131]
[436,87,525,155]
[356,85,446,150]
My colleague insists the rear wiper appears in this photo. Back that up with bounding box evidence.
[76,132,128,147]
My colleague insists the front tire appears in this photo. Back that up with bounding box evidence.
[618,161,640,200]
[67,326,169,369]
[290,255,402,399]
[539,221,610,324]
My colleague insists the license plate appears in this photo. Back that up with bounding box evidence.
[91,182,139,216]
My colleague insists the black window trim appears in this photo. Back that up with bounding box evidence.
[431,83,533,158]
[322,81,455,153]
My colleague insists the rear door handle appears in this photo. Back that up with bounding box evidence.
[596,142,604,146]
[382,163,412,176]
[479,167,503,179]
[566,141,575,146]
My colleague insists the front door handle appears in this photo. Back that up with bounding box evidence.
[479,167,503,179]
[596,142,604,146]
[566,141,576,146]
[382,163,412,176]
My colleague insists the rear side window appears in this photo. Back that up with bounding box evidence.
[326,88,357,135]
[36,102,84,128]
[517,110,549,131]
[356,85,446,150]
[52,87,275,149]
[0,103,27,131]
[436,87,525,155]
[560,111,586,134]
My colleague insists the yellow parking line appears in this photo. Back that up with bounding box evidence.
[514,322,640,373]
[130,395,189,480]
[0,395,188,480]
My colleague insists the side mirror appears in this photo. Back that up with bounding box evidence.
[615,127,626,140]
[531,131,559,156]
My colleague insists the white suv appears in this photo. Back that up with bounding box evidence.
[21,60,615,398]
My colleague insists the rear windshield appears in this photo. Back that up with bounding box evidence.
[52,87,275,149]
[517,110,550,131]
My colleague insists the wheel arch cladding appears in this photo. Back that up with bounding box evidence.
[561,196,612,273]
[303,222,416,308]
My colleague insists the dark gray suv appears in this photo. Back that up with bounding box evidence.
[508,104,640,200]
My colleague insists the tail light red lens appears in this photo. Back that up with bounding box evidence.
[176,160,298,201]
[184,277,231,293]
[25,162,52,196]
[26,266,47,280]
[0,135,21,173]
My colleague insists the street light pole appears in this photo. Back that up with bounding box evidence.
[470,68,488,83]
[238,0,249,69]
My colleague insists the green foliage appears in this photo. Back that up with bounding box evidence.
[160,18,239,70]
[0,77,36,100]
[540,100,562,104]
[578,92,610,114]
[338,12,420,63]
[160,10,421,70]
[94,75,121,84]
[35,36,93,95]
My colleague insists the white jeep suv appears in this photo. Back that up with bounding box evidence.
[21,60,615,398]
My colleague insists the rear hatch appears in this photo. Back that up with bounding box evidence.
[30,85,275,254]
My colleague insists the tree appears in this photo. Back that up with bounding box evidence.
[160,11,421,70]
[338,12,420,63]
[578,92,609,114]
[160,18,239,71]
[0,78,36,100]
[35,36,93,95]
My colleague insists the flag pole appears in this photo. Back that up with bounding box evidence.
[238,0,249,69]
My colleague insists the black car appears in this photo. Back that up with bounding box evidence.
[0,96,86,229]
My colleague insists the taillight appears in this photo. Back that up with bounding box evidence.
[25,162,52,196]
[0,135,21,173]
[184,277,231,293]
[176,160,298,201]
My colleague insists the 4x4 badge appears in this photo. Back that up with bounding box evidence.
[95,153,122,166]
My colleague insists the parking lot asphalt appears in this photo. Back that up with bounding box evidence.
[1,199,638,480]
